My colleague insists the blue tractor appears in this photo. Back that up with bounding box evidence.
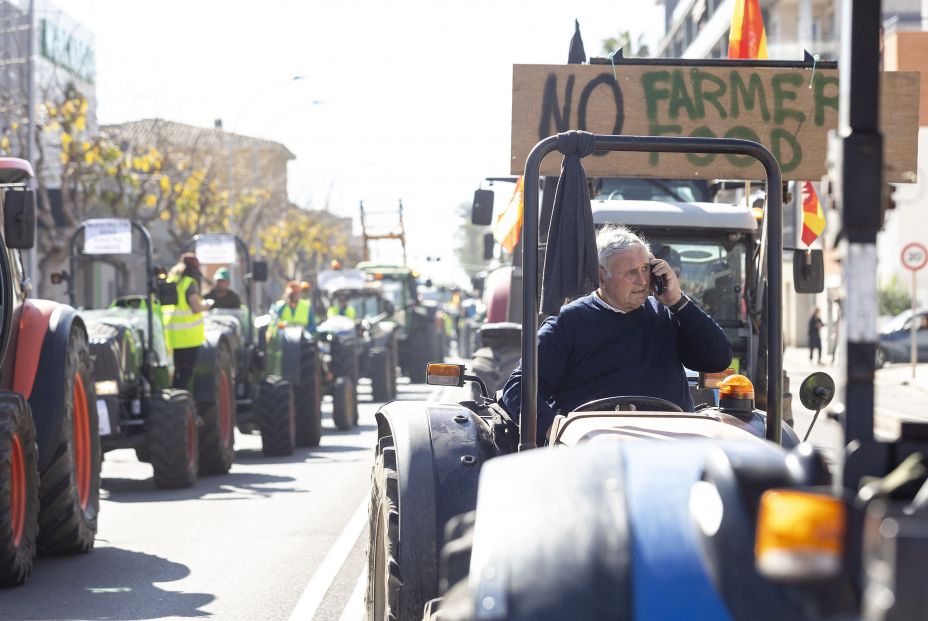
[367,10,928,617]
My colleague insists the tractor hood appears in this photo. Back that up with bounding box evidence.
[316,315,357,338]
[551,408,800,449]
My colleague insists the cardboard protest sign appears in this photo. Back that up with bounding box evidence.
[511,64,919,182]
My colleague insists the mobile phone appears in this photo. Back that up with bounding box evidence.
[651,264,666,295]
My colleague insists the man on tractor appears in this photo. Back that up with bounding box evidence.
[501,224,732,444]
[272,280,316,330]
[162,252,207,390]
[203,267,242,310]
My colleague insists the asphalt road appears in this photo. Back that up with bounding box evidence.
[2,379,441,621]
[7,351,922,620]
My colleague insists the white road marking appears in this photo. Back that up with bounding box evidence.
[338,567,368,621]
[289,494,369,621]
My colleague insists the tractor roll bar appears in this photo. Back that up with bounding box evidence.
[69,221,155,363]
[520,134,783,450]
[186,234,255,347]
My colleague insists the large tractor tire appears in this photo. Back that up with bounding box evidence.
[257,376,295,457]
[370,348,396,402]
[198,342,236,475]
[37,326,101,555]
[469,344,522,402]
[332,377,357,431]
[0,393,39,586]
[147,390,198,489]
[368,435,402,621]
[406,329,437,384]
[294,339,323,447]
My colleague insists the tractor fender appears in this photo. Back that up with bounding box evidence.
[192,330,234,403]
[696,443,854,621]
[11,299,58,399]
[375,400,498,606]
[23,303,87,472]
[457,441,800,620]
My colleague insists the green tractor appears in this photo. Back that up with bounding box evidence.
[317,268,399,404]
[356,262,445,383]
[58,219,234,487]
[187,234,306,456]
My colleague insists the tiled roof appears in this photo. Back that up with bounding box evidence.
[101,118,296,160]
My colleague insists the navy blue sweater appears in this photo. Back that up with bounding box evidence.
[501,293,732,444]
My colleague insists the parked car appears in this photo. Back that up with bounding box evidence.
[877,309,928,367]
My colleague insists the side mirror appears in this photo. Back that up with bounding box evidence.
[252,261,269,282]
[799,372,835,412]
[798,371,835,441]
[4,189,36,249]
[793,249,824,294]
[472,189,494,226]
[483,232,495,261]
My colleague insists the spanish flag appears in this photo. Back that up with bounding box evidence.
[493,176,524,253]
[800,181,826,246]
[728,0,768,59]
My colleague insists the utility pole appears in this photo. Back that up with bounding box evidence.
[25,0,37,289]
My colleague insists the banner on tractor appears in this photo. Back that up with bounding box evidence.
[511,63,919,182]
[195,234,237,265]
[84,218,132,255]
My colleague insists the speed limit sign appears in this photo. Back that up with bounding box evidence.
[901,242,928,272]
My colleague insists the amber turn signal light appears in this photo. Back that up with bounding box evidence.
[755,489,845,580]
[426,363,464,387]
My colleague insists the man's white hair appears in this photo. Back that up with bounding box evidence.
[596,224,651,276]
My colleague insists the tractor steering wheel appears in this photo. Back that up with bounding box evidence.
[571,395,684,413]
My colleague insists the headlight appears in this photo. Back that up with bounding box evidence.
[94,380,119,396]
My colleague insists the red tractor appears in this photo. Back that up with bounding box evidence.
[0,158,100,585]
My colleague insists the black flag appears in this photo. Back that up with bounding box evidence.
[567,19,586,64]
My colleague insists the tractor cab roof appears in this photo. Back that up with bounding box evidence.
[0,157,34,184]
[592,200,757,233]
[356,262,416,278]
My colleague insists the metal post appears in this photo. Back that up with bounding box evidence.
[911,270,918,378]
[25,0,37,288]
[834,0,887,490]
[227,129,234,234]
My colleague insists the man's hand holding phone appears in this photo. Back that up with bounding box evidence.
[649,258,683,308]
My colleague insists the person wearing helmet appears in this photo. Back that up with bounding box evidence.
[162,252,207,390]
[271,280,316,330]
[203,267,242,310]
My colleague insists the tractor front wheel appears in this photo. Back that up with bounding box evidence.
[332,377,357,431]
[147,390,198,489]
[258,377,295,457]
[198,343,236,475]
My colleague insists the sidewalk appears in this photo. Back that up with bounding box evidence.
[784,346,928,445]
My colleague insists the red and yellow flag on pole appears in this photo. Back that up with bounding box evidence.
[493,176,524,253]
[800,181,826,246]
[728,0,768,59]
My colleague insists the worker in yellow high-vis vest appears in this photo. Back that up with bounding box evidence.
[162,252,206,390]
[271,280,316,331]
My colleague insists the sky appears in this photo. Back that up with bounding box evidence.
[45,0,665,286]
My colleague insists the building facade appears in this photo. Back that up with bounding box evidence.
[655,0,926,347]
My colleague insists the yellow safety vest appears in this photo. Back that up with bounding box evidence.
[277,299,311,326]
[162,275,205,349]
[327,305,356,320]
